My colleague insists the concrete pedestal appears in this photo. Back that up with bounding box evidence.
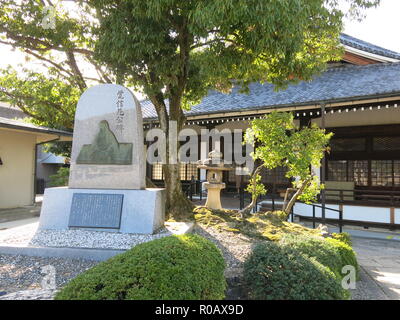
[204,182,225,210]
[38,187,165,234]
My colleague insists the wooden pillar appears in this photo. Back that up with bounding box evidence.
[320,104,326,223]
[390,207,395,230]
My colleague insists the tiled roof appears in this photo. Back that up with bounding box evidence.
[0,104,27,120]
[340,34,400,60]
[140,62,400,120]
[0,116,72,136]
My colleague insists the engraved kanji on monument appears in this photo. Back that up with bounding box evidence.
[69,84,146,190]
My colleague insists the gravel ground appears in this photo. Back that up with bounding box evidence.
[1,221,390,300]
[0,254,98,299]
[0,220,187,250]
[30,228,172,250]
[193,224,260,279]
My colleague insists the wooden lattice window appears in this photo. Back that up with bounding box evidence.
[179,163,187,180]
[373,136,400,151]
[328,160,369,186]
[327,160,347,181]
[152,163,163,180]
[185,163,199,180]
[371,160,393,187]
[394,161,400,186]
[349,160,369,186]
[259,166,289,184]
[330,138,366,152]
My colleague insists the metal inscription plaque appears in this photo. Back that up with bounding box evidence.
[69,193,124,229]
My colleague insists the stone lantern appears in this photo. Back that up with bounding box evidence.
[198,150,233,210]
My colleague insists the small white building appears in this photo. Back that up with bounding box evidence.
[0,117,72,209]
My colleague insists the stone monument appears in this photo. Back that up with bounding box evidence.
[38,84,165,234]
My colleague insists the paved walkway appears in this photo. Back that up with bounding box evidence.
[0,195,42,225]
[352,237,400,300]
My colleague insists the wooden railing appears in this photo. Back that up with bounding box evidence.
[323,188,400,207]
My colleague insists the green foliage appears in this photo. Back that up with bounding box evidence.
[90,0,378,98]
[194,206,321,242]
[279,234,359,281]
[331,232,352,246]
[55,234,226,300]
[244,167,267,207]
[326,237,359,280]
[245,111,333,210]
[0,0,111,131]
[49,167,69,187]
[0,68,78,130]
[244,241,348,300]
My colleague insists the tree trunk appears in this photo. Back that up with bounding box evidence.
[239,164,264,218]
[163,163,194,220]
[148,87,194,221]
[282,179,311,216]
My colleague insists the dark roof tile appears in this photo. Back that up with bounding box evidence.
[141,62,400,120]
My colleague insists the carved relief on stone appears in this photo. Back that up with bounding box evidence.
[76,120,133,165]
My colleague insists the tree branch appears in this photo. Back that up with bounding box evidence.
[65,51,87,90]
[23,49,74,78]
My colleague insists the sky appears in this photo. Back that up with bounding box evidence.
[0,0,400,76]
[342,0,400,53]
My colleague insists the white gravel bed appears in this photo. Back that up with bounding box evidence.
[30,228,172,250]
[0,254,98,299]
[0,221,186,250]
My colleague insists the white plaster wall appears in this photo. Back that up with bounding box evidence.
[0,129,36,208]
[293,202,391,224]
[293,203,340,219]
[395,209,400,225]
[342,206,390,223]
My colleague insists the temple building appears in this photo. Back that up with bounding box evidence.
[143,34,400,229]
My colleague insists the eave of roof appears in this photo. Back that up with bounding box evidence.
[0,117,72,138]
[340,34,400,61]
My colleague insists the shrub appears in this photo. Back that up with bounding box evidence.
[49,167,69,187]
[326,237,359,279]
[55,234,226,300]
[331,232,352,246]
[244,241,347,300]
[280,234,359,281]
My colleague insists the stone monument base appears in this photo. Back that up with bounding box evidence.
[38,187,165,234]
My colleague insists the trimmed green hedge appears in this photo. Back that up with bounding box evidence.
[55,234,226,300]
[279,234,359,280]
[331,232,352,246]
[244,241,347,300]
